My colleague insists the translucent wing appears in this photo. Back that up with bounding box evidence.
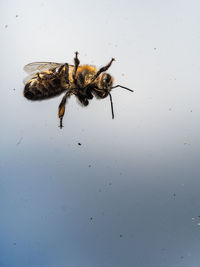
[23,62,74,84]
[24,62,63,74]
[23,73,36,84]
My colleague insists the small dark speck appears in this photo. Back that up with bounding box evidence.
[13,88,16,91]
[16,15,19,18]
[173,193,176,198]
[154,47,157,50]
[16,137,23,146]
[120,234,123,238]
[198,216,200,218]
[90,217,93,221]
[13,242,16,246]
[169,108,172,111]
[78,142,81,146]
[5,25,8,28]
[88,165,91,168]
[121,73,125,77]
[180,256,184,259]
[190,110,193,112]
[109,182,112,186]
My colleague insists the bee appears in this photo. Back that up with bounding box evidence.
[23,52,133,128]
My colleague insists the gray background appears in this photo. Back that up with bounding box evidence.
[1,0,200,266]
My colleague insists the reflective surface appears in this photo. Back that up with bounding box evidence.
[1,0,200,266]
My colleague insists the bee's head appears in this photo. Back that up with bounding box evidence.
[95,73,114,98]
[92,71,133,120]
[100,73,114,89]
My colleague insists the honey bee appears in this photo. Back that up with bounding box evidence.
[23,52,133,128]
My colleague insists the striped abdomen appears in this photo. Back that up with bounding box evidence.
[24,71,65,100]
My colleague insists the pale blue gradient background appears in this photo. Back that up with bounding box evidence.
[1,0,200,266]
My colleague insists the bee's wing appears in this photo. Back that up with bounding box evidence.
[23,74,35,84]
[23,62,64,74]
[23,62,74,85]
[23,62,64,85]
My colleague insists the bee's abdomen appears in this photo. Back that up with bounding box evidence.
[24,77,65,100]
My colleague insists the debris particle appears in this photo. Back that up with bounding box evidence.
[13,242,16,246]
[109,182,112,186]
[16,137,23,145]
[16,15,19,18]
[120,234,123,238]
[154,47,156,50]
[184,141,191,146]
[5,25,8,28]
[88,165,91,168]
[90,217,93,221]
[78,142,81,146]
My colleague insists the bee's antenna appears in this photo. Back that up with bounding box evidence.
[111,85,134,92]
[109,93,114,119]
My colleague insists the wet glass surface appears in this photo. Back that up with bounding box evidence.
[1,0,200,266]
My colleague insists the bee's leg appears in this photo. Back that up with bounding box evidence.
[91,58,115,82]
[64,63,69,84]
[58,91,72,129]
[57,63,69,84]
[85,88,93,99]
[37,73,42,81]
[76,93,89,106]
[72,51,80,85]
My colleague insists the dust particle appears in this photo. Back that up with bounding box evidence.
[16,137,23,146]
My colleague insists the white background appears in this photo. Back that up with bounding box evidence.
[1,0,200,266]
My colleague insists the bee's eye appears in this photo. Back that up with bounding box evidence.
[103,73,111,83]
